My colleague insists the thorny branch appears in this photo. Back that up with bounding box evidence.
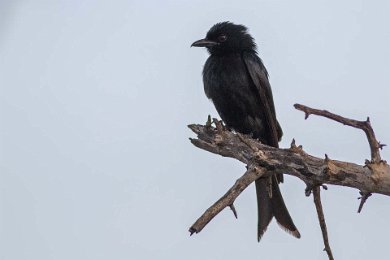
[189,165,266,235]
[294,103,385,163]
[294,103,386,212]
[188,104,388,260]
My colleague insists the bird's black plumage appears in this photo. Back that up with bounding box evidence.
[192,22,300,240]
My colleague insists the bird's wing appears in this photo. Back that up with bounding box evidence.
[242,52,283,147]
[243,53,300,240]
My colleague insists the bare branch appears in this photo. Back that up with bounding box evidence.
[189,165,267,235]
[188,105,389,259]
[188,124,390,196]
[312,186,334,260]
[294,103,384,163]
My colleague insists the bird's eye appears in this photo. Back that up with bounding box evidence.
[218,34,227,42]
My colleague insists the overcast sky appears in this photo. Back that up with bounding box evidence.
[1,1,389,259]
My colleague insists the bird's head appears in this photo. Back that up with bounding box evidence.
[191,22,256,55]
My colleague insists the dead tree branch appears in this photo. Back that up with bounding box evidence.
[189,165,266,235]
[188,123,390,196]
[294,103,385,163]
[313,186,334,260]
[188,104,388,259]
[294,103,387,212]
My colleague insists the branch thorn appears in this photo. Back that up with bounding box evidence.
[205,115,212,128]
[229,204,238,219]
[357,191,372,213]
[325,154,330,162]
[378,142,386,150]
[290,139,304,152]
[290,138,296,148]
[212,118,224,133]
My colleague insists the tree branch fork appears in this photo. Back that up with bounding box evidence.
[188,104,388,259]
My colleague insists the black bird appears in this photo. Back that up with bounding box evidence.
[192,22,300,241]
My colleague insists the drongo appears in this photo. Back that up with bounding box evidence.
[191,22,300,241]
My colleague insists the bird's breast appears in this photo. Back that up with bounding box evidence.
[202,53,267,137]
[203,54,251,99]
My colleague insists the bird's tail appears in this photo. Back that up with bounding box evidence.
[255,175,300,241]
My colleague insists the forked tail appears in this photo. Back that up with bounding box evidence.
[255,175,301,241]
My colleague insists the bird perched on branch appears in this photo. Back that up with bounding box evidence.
[191,22,300,241]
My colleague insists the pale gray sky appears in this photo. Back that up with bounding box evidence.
[1,1,389,259]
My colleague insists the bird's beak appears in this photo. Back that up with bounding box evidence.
[191,39,219,47]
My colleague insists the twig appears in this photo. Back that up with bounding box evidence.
[313,186,334,260]
[189,165,267,235]
[294,103,383,163]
